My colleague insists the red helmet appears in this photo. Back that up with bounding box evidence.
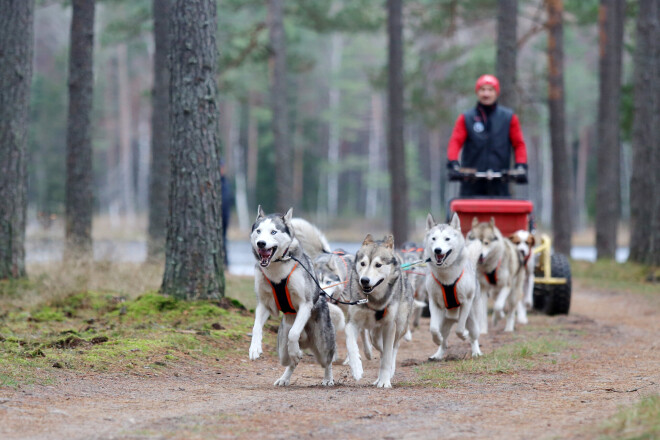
[475,74,500,94]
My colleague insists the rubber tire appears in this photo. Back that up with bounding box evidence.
[541,252,571,315]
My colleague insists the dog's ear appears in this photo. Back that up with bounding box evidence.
[282,208,294,231]
[256,205,266,221]
[527,234,536,247]
[426,213,435,230]
[384,235,395,249]
[362,234,374,245]
[489,217,496,227]
[472,217,479,228]
[450,212,461,232]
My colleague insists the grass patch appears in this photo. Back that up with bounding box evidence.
[596,394,660,439]
[571,260,659,300]
[410,336,569,388]
[0,268,266,387]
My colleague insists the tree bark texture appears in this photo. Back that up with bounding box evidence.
[162,0,224,299]
[387,0,409,247]
[595,0,625,260]
[268,0,293,212]
[64,0,95,261]
[0,0,34,279]
[148,0,172,260]
[496,0,518,109]
[546,0,572,255]
[629,0,659,266]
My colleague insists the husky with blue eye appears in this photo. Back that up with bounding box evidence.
[248,206,336,387]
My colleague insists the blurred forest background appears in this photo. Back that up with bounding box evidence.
[2,0,658,288]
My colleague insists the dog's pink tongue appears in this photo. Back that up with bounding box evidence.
[259,248,273,260]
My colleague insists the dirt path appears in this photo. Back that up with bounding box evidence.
[2,284,659,440]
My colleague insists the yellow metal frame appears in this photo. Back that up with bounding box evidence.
[532,233,567,285]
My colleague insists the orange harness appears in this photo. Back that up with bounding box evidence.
[431,269,464,309]
[261,263,299,314]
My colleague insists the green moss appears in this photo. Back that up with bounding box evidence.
[30,306,65,322]
[597,394,660,439]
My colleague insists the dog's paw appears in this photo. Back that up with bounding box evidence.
[404,329,412,342]
[516,315,528,325]
[524,299,533,310]
[249,344,262,361]
[456,329,469,341]
[374,378,392,388]
[351,363,363,382]
[321,378,335,386]
[288,344,303,365]
[471,349,483,358]
[273,377,290,387]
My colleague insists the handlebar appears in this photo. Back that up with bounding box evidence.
[449,168,526,182]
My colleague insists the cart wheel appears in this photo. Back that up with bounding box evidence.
[543,252,571,315]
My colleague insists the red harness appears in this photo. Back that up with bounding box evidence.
[261,263,299,314]
[431,269,465,309]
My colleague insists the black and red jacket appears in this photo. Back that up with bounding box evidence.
[447,103,527,171]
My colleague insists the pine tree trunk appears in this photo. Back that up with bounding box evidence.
[546,0,572,255]
[161,0,224,299]
[496,0,518,109]
[366,93,383,219]
[0,0,34,279]
[327,33,343,219]
[595,0,625,260]
[147,0,172,260]
[117,43,135,221]
[268,0,292,212]
[629,0,659,265]
[387,0,409,247]
[64,0,95,261]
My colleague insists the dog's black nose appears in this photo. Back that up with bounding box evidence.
[360,277,370,287]
[257,240,266,249]
[434,248,442,255]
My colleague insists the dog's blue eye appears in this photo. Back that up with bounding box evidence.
[271,230,277,235]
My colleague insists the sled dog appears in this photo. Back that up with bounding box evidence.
[345,235,413,388]
[468,217,525,333]
[290,217,331,259]
[509,230,536,324]
[423,213,483,360]
[249,206,336,386]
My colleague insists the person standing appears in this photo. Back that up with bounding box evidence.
[446,74,528,196]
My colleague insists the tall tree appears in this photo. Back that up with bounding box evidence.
[546,0,572,255]
[147,0,172,260]
[64,0,95,261]
[629,0,659,266]
[0,0,34,279]
[496,0,518,109]
[268,0,292,211]
[161,0,224,299]
[595,0,625,260]
[387,0,408,246]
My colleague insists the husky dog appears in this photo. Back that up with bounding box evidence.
[509,230,536,325]
[423,213,483,360]
[398,242,428,331]
[345,235,413,388]
[468,217,525,333]
[249,206,336,386]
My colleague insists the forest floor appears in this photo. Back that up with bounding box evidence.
[1,277,659,439]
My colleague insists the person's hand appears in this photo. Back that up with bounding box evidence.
[514,163,528,184]
[447,160,461,181]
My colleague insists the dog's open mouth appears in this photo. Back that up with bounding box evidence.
[434,249,452,266]
[361,278,384,294]
[478,254,485,265]
[258,246,277,267]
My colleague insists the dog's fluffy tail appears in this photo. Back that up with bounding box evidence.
[290,217,332,259]
[328,302,346,332]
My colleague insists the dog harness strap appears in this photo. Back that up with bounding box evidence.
[262,263,298,314]
[333,250,349,274]
[484,258,501,286]
[431,270,464,309]
[375,307,387,321]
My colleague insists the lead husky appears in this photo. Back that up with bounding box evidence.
[469,218,525,333]
[424,213,483,360]
[345,235,413,388]
[248,206,336,386]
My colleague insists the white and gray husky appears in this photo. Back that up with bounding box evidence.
[345,234,413,388]
[248,206,336,386]
[423,213,484,360]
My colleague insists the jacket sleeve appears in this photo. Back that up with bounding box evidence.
[509,114,527,164]
[447,114,467,161]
